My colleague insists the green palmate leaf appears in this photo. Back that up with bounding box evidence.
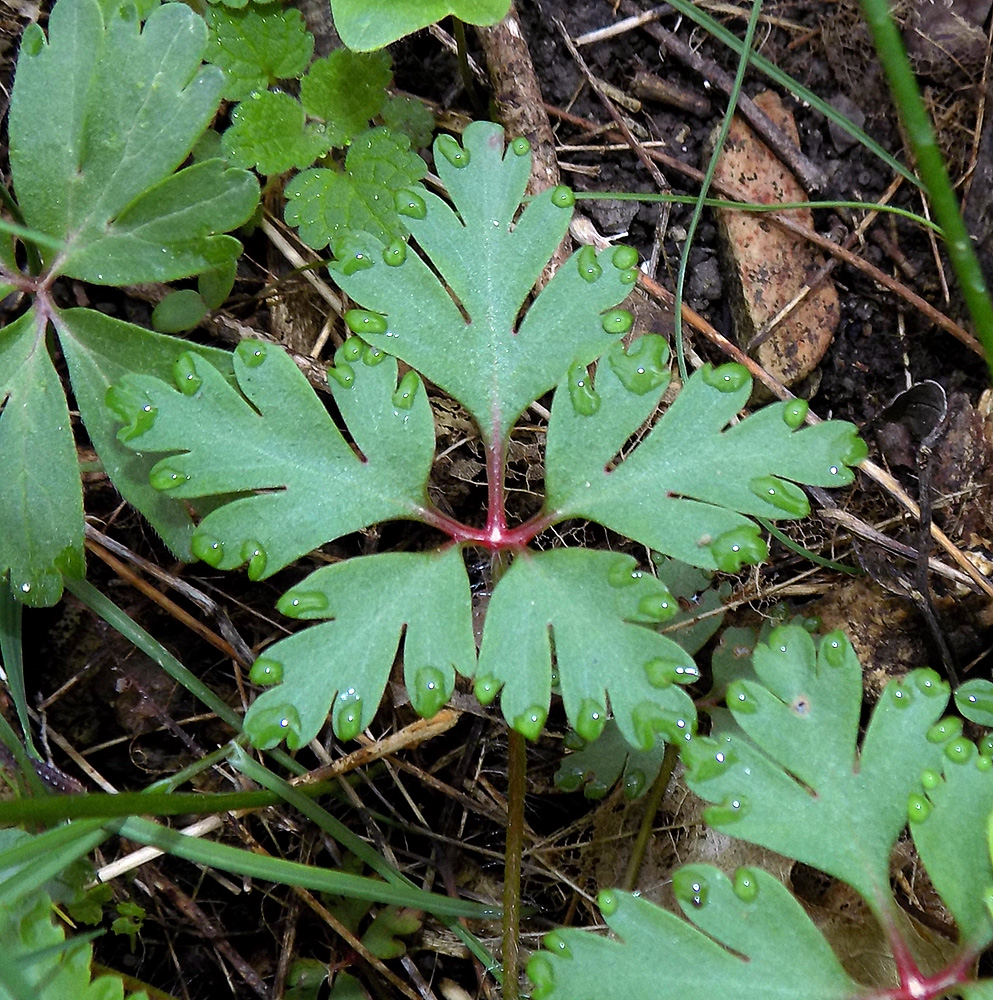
[0,310,83,605]
[382,94,435,149]
[911,743,993,949]
[300,49,392,147]
[331,121,634,443]
[205,5,313,101]
[555,721,669,800]
[683,626,949,912]
[10,0,259,284]
[223,90,333,176]
[527,867,858,1000]
[56,309,235,561]
[476,549,697,747]
[545,344,867,572]
[285,126,426,251]
[108,338,435,579]
[246,548,474,748]
[330,0,510,51]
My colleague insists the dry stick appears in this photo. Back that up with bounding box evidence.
[613,0,827,193]
[545,102,984,357]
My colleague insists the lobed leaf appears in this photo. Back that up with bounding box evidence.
[331,121,636,442]
[545,350,867,572]
[246,548,474,748]
[109,338,435,579]
[527,867,858,1000]
[555,722,669,800]
[382,94,436,149]
[476,549,698,746]
[9,0,259,284]
[300,49,392,147]
[285,127,426,251]
[683,626,949,911]
[205,5,313,101]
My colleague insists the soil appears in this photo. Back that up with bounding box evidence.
[2,1,993,998]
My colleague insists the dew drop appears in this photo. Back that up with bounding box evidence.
[733,867,759,903]
[474,674,500,705]
[601,308,633,335]
[889,683,913,708]
[363,343,387,366]
[395,189,427,219]
[511,136,531,156]
[979,754,993,773]
[336,698,364,741]
[392,370,421,409]
[149,463,190,491]
[920,768,941,790]
[612,245,639,269]
[238,341,267,367]
[821,632,847,668]
[345,309,389,336]
[327,362,355,388]
[551,185,575,209]
[413,665,448,718]
[644,659,700,688]
[618,266,639,285]
[20,582,31,593]
[527,954,554,999]
[436,133,470,167]
[191,533,224,567]
[383,240,407,266]
[702,363,749,393]
[703,795,749,826]
[945,737,976,764]
[624,769,647,799]
[709,526,767,573]
[608,335,669,394]
[339,338,365,363]
[907,791,932,824]
[567,361,600,416]
[598,889,619,916]
[339,250,374,275]
[749,476,808,517]
[927,716,962,743]
[573,698,606,743]
[249,656,283,685]
[606,556,642,587]
[277,589,330,618]
[173,353,202,395]
[727,680,758,715]
[247,703,302,749]
[912,668,945,697]
[577,245,602,282]
[21,23,44,56]
[514,705,548,741]
[636,589,677,623]
[673,869,709,908]
[242,540,268,580]
[682,736,734,781]
[542,931,571,959]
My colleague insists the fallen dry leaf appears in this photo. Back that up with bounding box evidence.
[712,90,839,389]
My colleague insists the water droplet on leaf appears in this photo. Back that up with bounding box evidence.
[945,737,976,764]
[601,309,633,335]
[542,932,571,959]
[149,463,190,491]
[727,680,758,715]
[682,736,734,781]
[907,792,932,824]
[277,589,330,617]
[635,589,677,623]
[191,533,224,567]
[363,343,387,365]
[748,476,808,517]
[336,698,364,741]
[598,889,619,916]
[624,769,646,798]
[920,768,941,790]
[606,556,642,587]
[339,250,374,275]
[551,185,575,209]
[475,675,500,705]
[927,717,962,743]
[527,954,554,1000]
[345,309,388,336]
[238,341,267,367]
[248,703,302,749]
[576,245,602,282]
[173,353,202,395]
[703,795,749,825]
[733,868,759,902]
[242,540,268,580]
[702,363,749,393]
[644,659,699,688]
[383,240,407,266]
[396,189,427,219]
[107,385,158,440]
[821,632,848,668]
[782,399,808,429]
[612,245,639,269]
[573,698,606,743]
[514,706,548,741]
[567,362,599,416]
[249,657,283,685]
[608,336,669,394]
[911,668,945,698]
[511,136,531,156]
[673,869,709,908]
[436,133,470,167]
[392,370,421,409]
[709,526,767,572]
[413,665,448,718]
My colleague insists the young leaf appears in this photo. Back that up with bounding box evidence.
[108,338,435,579]
[330,0,511,51]
[382,94,435,149]
[476,549,698,746]
[223,90,333,176]
[555,721,669,800]
[285,127,426,251]
[246,547,474,748]
[527,867,859,1000]
[683,626,949,911]
[331,122,634,442]
[9,0,259,284]
[205,5,314,101]
[300,49,392,147]
[545,348,867,572]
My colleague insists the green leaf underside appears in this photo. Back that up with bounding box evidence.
[911,752,993,948]
[205,5,313,101]
[545,349,865,571]
[245,548,474,748]
[331,121,633,442]
[477,549,697,748]
[0,310,83,606]
[556,720,668,800]
[300,49,392,147]
[223,90,332,176]
[528,869,858,1000]
[285,126,426,251]
[9,0,259,284]
[684,627,949,910]
[110,340,435,578]
[56,308,236,560]
[330,0,511,50]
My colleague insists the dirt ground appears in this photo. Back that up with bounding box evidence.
[3,0,993,997]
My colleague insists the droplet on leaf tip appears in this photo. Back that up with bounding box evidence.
[514,706,548,741]
[383,240,407,266]
[474,675,500,705]
[511,136,531,156]
[395,189,427,219]
[327,362,355,389]
[436,133,470,167]
[601,308,633,335]
[392,370,420,409]
[944,737,976,764]
[573,698,606,743]
[191,533,224,567]
[567,361,599,416]
[149,463,189,491]
[249,657,283,685]
[173,353,203,395]
[907,792,931,824]
[702,363,749,393]
[673,870,709,908]
[242,540,268,580]
[576,245,602,283]
[551,185,575,209]
[336,698,364,742]
[733,868,759,903]
[238,341,267,367]
[413,665,448,718]
[345,309,389,336]
[611,245,638,270]
[277,589,329,618]
[782,399,808,429]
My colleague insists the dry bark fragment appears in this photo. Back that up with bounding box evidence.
[712,90,839,388]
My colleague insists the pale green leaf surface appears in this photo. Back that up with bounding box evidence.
[9,0,258,283]
[965,982,993,1000]
[545,352,866,570]
[684,626,949,910]
[285,127,426,250]
[330,0,510,50]
[477,549,697,746]
[151,289,208,333]
[55,308,235,560]
[528,868,858,1000]
[205,5,313,101]
[331,122,633,440]
[300,49,391,146]
[245,548,474,748]
[110,339,435,577]
[911,749,993,948]
[0,310,83,606]
[223,91,332,177]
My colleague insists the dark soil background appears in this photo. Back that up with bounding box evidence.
[2,0,993,998]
